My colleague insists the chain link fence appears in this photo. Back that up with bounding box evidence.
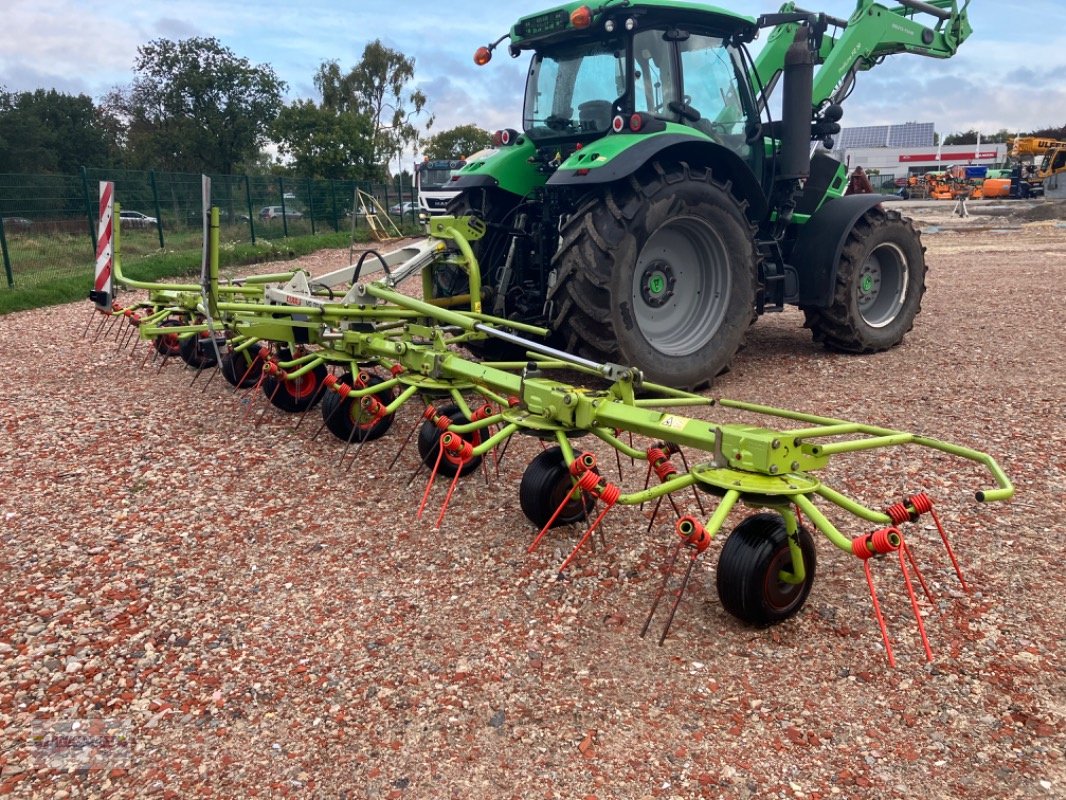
[0,168,420,290]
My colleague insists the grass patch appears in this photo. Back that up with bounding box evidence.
[0,226,412,316]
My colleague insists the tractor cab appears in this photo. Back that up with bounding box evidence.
[514,3,760,161]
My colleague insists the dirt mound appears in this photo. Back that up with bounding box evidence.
[1011,200,1066,222]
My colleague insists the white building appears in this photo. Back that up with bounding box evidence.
[827,122,1008,188]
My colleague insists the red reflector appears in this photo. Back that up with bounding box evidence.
[576,168,590,176]
[629,113,643,132]
[612,115,625,133]
[501,130,511,145]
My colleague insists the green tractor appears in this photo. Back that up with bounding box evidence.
[442,0,970,388]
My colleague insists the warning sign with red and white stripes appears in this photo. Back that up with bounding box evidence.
[93,181,114,308]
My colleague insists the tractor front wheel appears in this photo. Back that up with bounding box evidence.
[803,207,926,353]
[716,512,817,626]
[549,161,758,389]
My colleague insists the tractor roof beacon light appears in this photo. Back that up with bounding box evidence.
[474,33,510,67]
[570,5,593,28]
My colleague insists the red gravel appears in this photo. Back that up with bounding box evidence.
[0,217,1063,798]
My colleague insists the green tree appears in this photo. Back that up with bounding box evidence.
[942,129,1011,146]
[114,37,285,174]
[271,99,374,179]
[314,41,432,179]
[1029,124,1066,140]
[0,89,117,173]
[423,124,493,161]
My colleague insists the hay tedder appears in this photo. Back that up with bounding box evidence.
[86,178,1012,666]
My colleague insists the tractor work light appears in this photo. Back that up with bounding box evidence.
[474,46,493,66]
[604,19,616,32]
[570,5,593,28]
[625,17,637,31]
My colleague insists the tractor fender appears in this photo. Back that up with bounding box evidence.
[547,133,768,223]
[789,194,885,308]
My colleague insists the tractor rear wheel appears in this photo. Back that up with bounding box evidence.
[803,207,926,353]
[548,161,758,389]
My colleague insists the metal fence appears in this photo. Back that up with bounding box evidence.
[0,168,420,289]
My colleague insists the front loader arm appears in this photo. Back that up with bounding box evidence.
[751,0,971,112]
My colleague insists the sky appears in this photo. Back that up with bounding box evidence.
[2,0,1064,165]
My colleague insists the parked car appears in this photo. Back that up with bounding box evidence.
[119,210,158,229]
[2,216,32,230]
[258,206,303,221]
[389,201,419,215]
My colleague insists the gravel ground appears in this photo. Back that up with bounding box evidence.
[1,206,1064,799]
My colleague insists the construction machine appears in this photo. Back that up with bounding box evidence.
[443,0,971,388]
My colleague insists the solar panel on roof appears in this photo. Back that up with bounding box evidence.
[838,122,935,149]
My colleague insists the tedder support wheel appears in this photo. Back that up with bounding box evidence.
[417,404,482,478]
[220,345,264,388]
[518,446,596,529]
[803,207,926,353]
[716,512,817,626]
[178,330,218,369]
[549,160,758,389]
[262,362,329,414]
[154,319,183,357]
[320,373,395,442]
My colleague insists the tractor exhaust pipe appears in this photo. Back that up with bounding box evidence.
[778,23,815,182]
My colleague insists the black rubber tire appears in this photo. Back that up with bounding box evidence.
[803,207,926,353]
[320,373,395,442]
[220,345,264,388]
[178,330,218,369]
[548,161,758,390]
[261,362,329,413]
[417,404,483,478]
[154,319,182,357]
[716,512,817,626]
[518,446,596,528]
